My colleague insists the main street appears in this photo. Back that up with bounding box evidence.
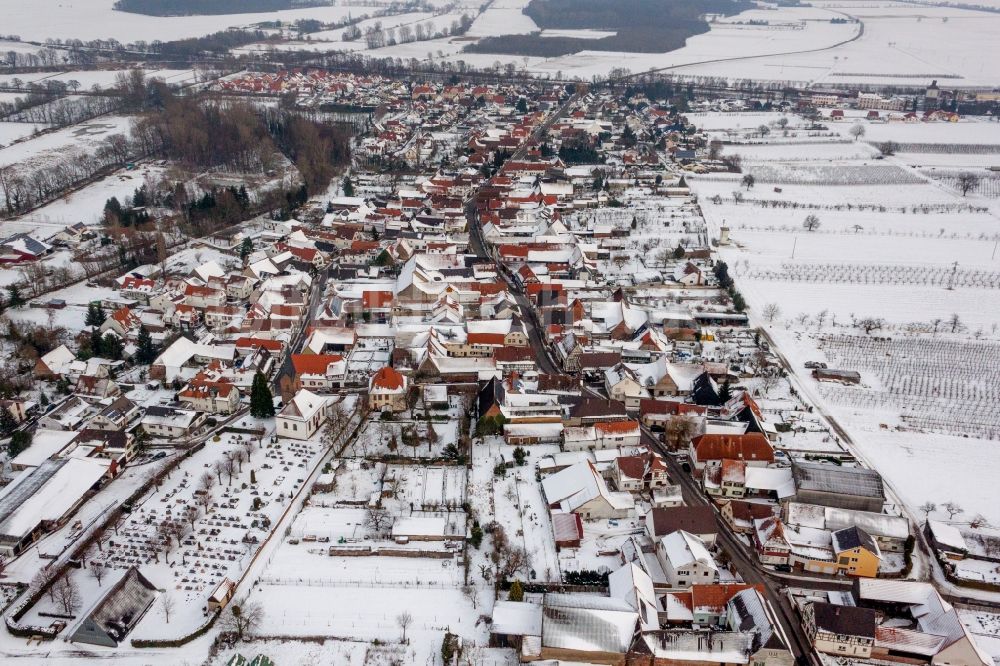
[271,264,331,393]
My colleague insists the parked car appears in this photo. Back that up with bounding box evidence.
[804,361,827,369]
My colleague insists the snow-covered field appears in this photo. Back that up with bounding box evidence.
[0,0,376,42]
[2,163,164,240]
[692,111,1000,527]
[0,115,133,169]
[0,121,47,148]
[466,0,537,37]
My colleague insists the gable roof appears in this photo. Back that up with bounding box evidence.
[692,433,774,464]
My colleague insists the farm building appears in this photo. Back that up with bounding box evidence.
[791,461,885,513]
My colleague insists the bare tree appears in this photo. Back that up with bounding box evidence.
[803,214,821,232]
[858,317,884,335]
[53,577,81,614]
[849,124,866,141]
[161,594,175,624]
[396,610,413,643]
[969,514,990,529]
[918,501,936,519]
[213,460,224,486]
[956,172,980,197]
[220,598,264,641]
[497,545,529,581]
[663,415,698,451]
[91,564,106,587]
[223,453,237,486]
[158,521,176,563]
[943,501,964,520]
[184,505,200,531]
[948,313,962,333]
[761,303,781,322]
[365,507,393,538]
[741,174,755,190]
[878,140,898,156]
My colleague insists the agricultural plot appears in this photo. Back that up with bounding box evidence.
[816,335,1000,441]
[691,110,1000,531]
[736,163,924,186]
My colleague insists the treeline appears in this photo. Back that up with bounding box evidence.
[468,0,752,56]
[156,29,268,58]
[113,0,327,16]
[2,95,122,126]
[0,133,136,217]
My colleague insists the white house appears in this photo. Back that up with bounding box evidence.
[656,530,719,588]
[276,389,331,440]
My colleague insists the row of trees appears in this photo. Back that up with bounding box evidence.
[0,131,135,217]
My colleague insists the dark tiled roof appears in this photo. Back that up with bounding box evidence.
[812,602,877,639]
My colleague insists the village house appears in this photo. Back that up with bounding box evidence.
[656,530,719,588]
[367,366,408,412]
[803,602,877,658]
[178,374,240,415]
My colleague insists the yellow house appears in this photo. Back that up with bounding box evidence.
[832,526,881,578]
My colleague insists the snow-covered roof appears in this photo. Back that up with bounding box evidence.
[660,530,717,571]
[0,457,108,542]
[10,429,77,468]
[927,520,967,552]
[492,600,542,636]
[744,467,795,498]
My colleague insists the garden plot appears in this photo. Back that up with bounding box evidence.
[251,584,488,659]
[347,411,460,459]
[470,438,562,583]
[264,538,465,587]
[384,464,466,511]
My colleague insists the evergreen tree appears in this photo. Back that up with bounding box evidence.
[136,325,158,364]
[239,237,254,262]
[8,430,31,457]
[0,408,17,435]
[719,380,732,403]
[249,371,275,418]
[6,284,23,309]
[102,333,124,361]
[85,302,106,328]
[341,176,354,197]
[515,97,528,113]
[508,580,524,602]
